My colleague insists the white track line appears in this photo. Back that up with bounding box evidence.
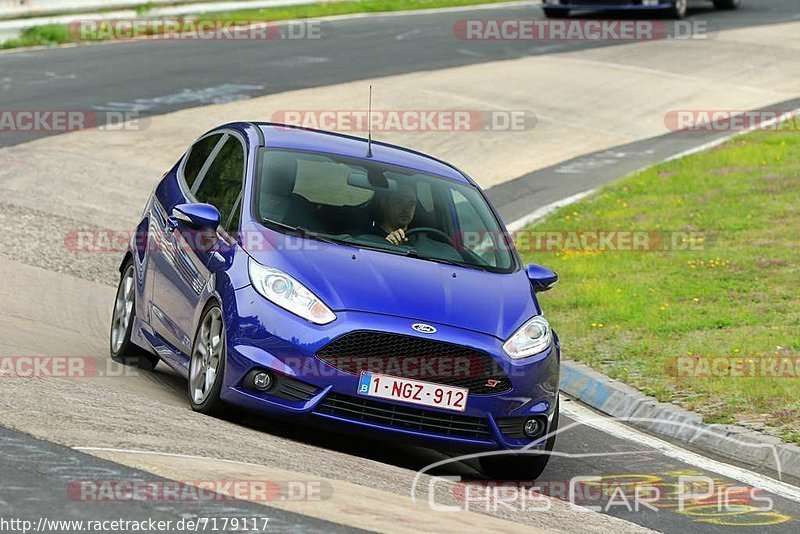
[502,112,800,504]
[562,401,800,504]
[75,446,300,470]
[664,108,800,163]
[506,107,800,229]
[506,189,597,232]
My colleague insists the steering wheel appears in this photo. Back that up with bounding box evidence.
[405,227,453,245]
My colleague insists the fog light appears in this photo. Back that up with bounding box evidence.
[252,371,273,391]
[523,417,544,438]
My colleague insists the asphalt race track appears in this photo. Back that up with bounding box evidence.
[1,0,799,148]
[1,1,800,532]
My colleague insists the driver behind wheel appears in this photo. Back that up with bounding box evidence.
[369,182,418,245]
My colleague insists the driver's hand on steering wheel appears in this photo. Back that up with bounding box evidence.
[386,228,408,245]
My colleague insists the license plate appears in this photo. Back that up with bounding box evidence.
[357,371,468,412]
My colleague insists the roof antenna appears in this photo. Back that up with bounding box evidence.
[366,84,374,158]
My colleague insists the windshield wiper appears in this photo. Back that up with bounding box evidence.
[331,237,490,271]
[402,249,490,272]
[260,218,342,246]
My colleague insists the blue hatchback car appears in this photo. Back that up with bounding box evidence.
[111,122,561,478]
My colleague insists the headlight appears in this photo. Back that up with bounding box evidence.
[503,316,552,359]
[248,259,336,325]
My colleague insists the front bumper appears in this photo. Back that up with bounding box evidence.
[220,284,560,452]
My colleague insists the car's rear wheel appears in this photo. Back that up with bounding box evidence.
[669,0,688,18]
[543,7,570,18]
[110,261,160,370]
[479,399,560,480]
[713,0,740,9]
[188,302,227,416]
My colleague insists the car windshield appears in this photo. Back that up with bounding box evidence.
[255,148,516,273]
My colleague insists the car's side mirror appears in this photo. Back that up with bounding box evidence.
[171,203,220,232]
[526,264,559,293]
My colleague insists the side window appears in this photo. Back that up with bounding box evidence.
[183,134,223,190]
[194,137,245,232]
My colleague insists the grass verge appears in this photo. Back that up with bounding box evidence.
[519,128,800,445]
[1,24,74,49]
[1,0,515,49]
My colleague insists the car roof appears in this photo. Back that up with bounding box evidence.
[251,122,473,185]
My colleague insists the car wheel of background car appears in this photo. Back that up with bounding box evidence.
[479,398,560,480]
[188,302,228,416]
[670,0,688,18]
[713,0,741,8]
[543,7,570,18]
[110,261,160,370]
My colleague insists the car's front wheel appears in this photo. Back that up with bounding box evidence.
[110,261,160,370]
[713,0,740,9]
[479,399,560,480]
[188,302,227,416]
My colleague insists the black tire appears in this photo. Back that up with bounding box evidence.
[110,261,160,370]
[713,0,740,9]
[669,0,688,18]
[480,399,560,480]
[543,7,570,18]
[188,301,228,416]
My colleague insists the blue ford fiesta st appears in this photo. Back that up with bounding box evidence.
[111,122,561,478]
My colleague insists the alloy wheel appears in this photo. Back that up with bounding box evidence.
[190,307,224,404]
[111,266,135,354]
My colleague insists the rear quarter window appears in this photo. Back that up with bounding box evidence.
[183,134,223,190]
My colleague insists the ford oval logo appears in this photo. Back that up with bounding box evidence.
[412,323,437,334]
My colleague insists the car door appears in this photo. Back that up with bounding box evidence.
[150,131,245,356]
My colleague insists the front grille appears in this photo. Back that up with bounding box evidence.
[317,393,492,439]
[316,331,511,395]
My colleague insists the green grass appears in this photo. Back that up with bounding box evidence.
[1,24,74,49]
[519,129,800,445]
[1,0,514,49]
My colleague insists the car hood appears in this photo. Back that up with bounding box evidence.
[244,232,537,339]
